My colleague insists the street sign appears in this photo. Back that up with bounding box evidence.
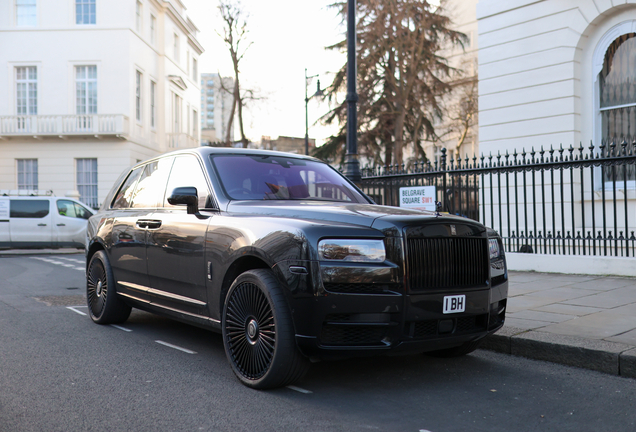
[399,185,436,211]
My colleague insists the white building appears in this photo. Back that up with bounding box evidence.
[474,0,636,274]
[476,0,636,155]
[0,0,203,208]
[200,72,234,145]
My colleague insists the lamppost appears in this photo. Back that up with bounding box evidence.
[343,0,361,182]
[305,68,324,155]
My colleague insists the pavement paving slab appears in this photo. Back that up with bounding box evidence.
[569,278,636,291]
[607,329,636,346]
[561,287,636,309]
[523,286,603,301]
[533,303,606,316]
[507,310,574,324]
[504,317,552,330]
[536,311,636,340]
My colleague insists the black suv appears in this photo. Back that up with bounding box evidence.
[85,147,507,389]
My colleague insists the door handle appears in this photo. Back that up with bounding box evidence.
[57,223,66,227]
[145,220,162,229]
[136,219,162,229]
[37,223,47,226]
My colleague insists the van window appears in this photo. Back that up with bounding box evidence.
[57,200,92,220]
[10,200,50,218]
[111,167,143,209]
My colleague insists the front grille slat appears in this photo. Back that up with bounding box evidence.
[406,234,488,292]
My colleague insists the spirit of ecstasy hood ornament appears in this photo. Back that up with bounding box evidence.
[435,201,442,217]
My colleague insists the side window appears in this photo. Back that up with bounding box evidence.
[74,203,92,220]
[163,156,210,209]
[111,167,143,209]
[131,158,174,208]
[10,200,50,218]
[57,200,78,217]
[56,200,92,219]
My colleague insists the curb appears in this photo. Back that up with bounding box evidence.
[482,326,636,379]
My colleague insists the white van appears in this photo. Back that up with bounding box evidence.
[0,193,94,249]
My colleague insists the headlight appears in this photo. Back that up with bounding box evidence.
[489,238,501,260]
[318,239,386,263]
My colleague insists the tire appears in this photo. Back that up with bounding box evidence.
[86,250,131,324]
[222,269,309,389]
[426,339,482,358]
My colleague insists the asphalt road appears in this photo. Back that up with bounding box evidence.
[1,253,635,432]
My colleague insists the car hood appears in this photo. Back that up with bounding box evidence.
[226,200,438,228]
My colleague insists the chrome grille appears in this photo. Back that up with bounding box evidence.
[406,236,488,291]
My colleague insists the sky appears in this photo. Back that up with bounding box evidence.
[182,0,347,146]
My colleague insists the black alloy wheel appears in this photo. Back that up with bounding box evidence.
[86,250,131,324]
[222,269,309,389]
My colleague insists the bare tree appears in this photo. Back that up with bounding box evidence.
[217,0,252,148]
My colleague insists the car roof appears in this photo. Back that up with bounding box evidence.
[131,147,323,170]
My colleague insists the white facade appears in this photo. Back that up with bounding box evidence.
[477,0,636,155]
[200,72,234,145]
[475,0,636,266]
[0,0,203,208]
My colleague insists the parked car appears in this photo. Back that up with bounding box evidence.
[0,194,94,249]
[85,147,508,389]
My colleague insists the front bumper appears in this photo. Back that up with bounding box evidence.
[293,280,508,360]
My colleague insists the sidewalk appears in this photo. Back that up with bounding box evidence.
[483,271,636,379]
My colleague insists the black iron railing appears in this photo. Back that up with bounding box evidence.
[359,140,636,257]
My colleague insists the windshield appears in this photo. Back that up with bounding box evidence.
[210,155,369,203]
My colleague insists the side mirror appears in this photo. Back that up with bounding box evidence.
[168,186,199,214]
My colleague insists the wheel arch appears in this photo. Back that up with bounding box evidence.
[219,254,294,318]
[86,240,106,271]
[219,255,270,316]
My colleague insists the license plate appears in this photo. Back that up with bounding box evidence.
[443,295,466,314]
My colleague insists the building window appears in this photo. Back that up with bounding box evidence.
[76,0,95,25]
[17,159,38,190]
[173,93,181,133]
[136,1,142,32]
[77,158,98,208]
[150,14,156,45]
[15,66,37,127]
[599,33,636,181]
[192,58,198,81]
[150,80,156,128]
[187,104,190,136]
[173,33,179,62]
[136,70,142,122]
[76,65,97,120]
[16,0,36,26]
[192,109,197,138]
